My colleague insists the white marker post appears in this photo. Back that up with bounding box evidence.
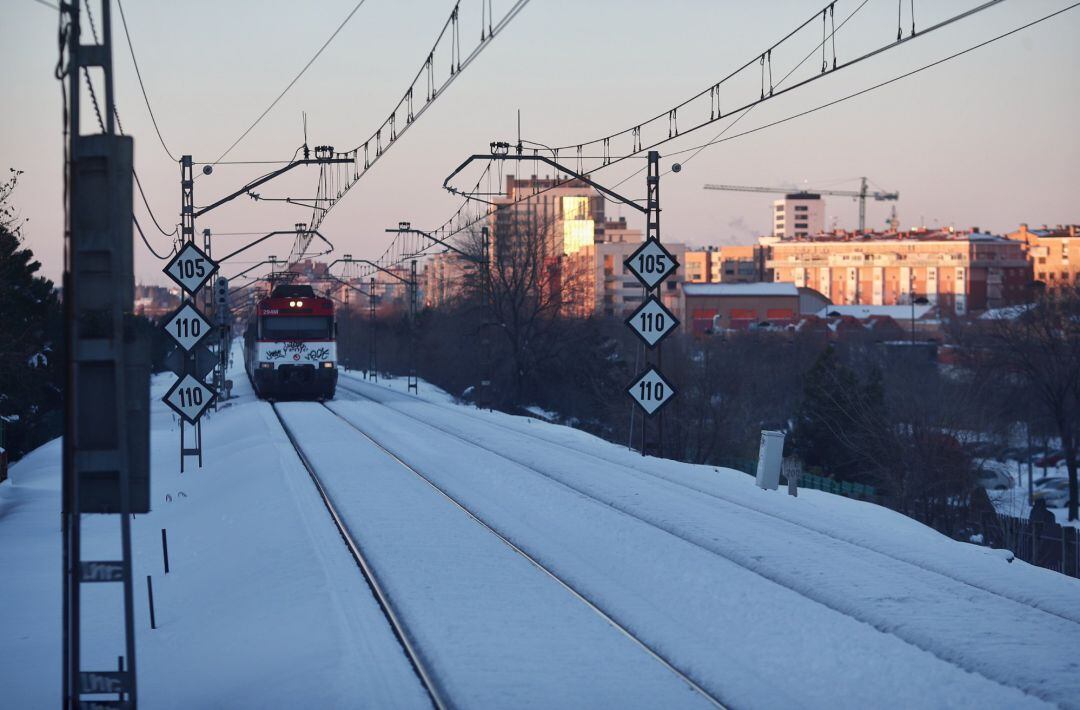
[756,430,785,490]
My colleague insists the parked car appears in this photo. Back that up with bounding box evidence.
[1032,479,1071,508]
[998,446,1034,463]
[1033,450,1065,468]
[1033,475,1066,489]
[976,464,1012,491]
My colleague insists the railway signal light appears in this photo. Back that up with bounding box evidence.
[215,277,229,306]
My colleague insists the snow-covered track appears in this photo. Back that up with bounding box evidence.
[334,382,1080,707]
[313,400,730,709]
[338,378,1080,626]
[271,403,448,710]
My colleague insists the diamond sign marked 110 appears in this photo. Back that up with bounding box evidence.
[164,241,218,294]
[625,237,678,290]
[162,373,216,425]
[163,300,213,352]
[627,366,677,417]
[626,296,680,348]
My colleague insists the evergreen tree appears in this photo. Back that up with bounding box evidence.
[792,347,884,483]
[0,169,64,459]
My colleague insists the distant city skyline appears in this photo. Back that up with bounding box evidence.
[3,0,1078,285]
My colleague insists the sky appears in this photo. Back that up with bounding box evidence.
[3,0,1078,286]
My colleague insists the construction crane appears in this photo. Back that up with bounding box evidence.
[703,177,899,232]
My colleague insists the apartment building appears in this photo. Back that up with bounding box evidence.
[682,245,770,284]
[766,229,1030,314]
[422,251,472,308]
[773,192,824,238]
[1007,223,1080,290]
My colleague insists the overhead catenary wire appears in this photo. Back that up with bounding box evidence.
[133,215,173,259]
[116,0,176,161]
[80,0,177,259]
[133,169,178,237]
[611,0,872,189]
[390,0,884,251]
[295,0,532,256]
[371,0,1071,274]
[665,1,1080,159]
[210,0,372,166]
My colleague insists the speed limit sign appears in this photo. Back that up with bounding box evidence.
[163,300,213,352]
[164,242,218,293]
[627,366,676,416]
[163,373,215,424]
[625,238,678,290]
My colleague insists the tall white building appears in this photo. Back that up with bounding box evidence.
[773,192,824,238]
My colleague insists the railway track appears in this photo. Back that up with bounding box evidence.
[272,399,728,709]
[337,379,1080,627]
[332,382,1079,706]
[271,403,449,710]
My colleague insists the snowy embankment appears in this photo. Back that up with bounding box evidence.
[336,371,1080,709]
[0,364,427,709]
[1,355,1077,708]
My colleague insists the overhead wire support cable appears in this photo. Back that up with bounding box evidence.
[80,0,178,259]
[116,0,176,161]
[360,0,1045,273]
[538,0,1006,164]
[412,0,1047,264]
[133,169,178,237]
[210,0,372,166]
[295,0,532,255]
[666,1,1080,158]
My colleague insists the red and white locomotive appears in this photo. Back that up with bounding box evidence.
[244,284,337,400]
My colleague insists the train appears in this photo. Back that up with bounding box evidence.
[244,284,338,400]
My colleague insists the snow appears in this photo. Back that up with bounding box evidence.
[683,282,799,297]
[988,461,1077,528]
[1,353,1077,708]
[0,356,428,709]
[817,304,934,320]
[333,377,1080,708]
[524,405,559,422]
[980,304,1035,321]
[276,402,711,709]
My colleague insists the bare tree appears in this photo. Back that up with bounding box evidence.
[466,205,592,405]
[983,288,1080,521]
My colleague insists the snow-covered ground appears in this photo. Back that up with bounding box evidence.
[0,364,428,708]
[1,358,1078,708]
[984,458,1076,527]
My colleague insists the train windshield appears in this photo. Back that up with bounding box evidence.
[261,315,332,340]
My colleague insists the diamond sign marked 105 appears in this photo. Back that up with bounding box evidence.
[164,241,218,294]
[626,296,680,348]
[625,237,678,290]
[163,301,213,352]
[162,373,216,424]
[627,366,677,416]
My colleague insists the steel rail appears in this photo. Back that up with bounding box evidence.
[336,381,1080,627]
[333,384,1078,705]
[319,401,729,709]
[270,404,449,710]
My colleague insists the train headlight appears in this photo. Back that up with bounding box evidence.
[321,361,334,369]
[259,362,274,370]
